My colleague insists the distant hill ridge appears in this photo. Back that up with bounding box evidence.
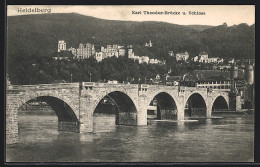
[7,13,255,61]
[186,24,213,31]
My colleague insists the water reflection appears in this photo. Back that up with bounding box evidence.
[6,113,254,162]
[79,134,94,143]
[93,113,116,133]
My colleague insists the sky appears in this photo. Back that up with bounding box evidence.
[7,5,255,26]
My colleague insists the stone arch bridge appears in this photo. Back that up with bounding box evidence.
[6,82,232,144]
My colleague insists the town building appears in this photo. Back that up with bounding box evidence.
[127,45,134,58]
[118,48,126,56]
[100,45,134,59]
[208,57,223,63]
[169,51,174,57]
[94,45,137,62]
[228,58,235,64]
[95,51,103,62]
[207,57,219,63]
[58,40,66,52]
[193,56,199,62]
[139,56,150,64]
[146,74,162,85]
[59,40,95,59]
[76,43,95,59]
[128,54,139,61]
[101,45,120,58]
[68,47,77,56]
[149,59,163,64]
[195,80,231,90]
[192,52,224,64]
[58,40,165,65]
[176,51,189,62]
[218,58,224,63]
[52,57,69,60]
[217,65,232,70]
[107,80,118,84]
[198,52,208,63]
[165,76,183,86]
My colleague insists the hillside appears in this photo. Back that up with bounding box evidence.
[7,13,255,64]
[186,25,213,31]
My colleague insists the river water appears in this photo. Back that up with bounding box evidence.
[6,113,254,162]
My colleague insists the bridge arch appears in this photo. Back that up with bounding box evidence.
[146,91,179,120]
[211,95,229,111]
[93,90,138,125]
[184,93,207,118]
[18,92,79,119]
[18,93,80,133]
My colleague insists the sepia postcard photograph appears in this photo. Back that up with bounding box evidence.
[5,4,255,163]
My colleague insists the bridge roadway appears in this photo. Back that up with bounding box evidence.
[6,82,231,144]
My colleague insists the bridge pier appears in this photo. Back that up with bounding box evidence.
[176,96,185,121]
[6,90,20,144]
[58,121,80,132]
[79,97,93,133]
[137,109,147,125]
[177,106,185,120]
[137,96,148,125]
[206,107,212,118]
[80,116,93,133]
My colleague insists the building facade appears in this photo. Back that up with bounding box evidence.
[95,52,104,62]
[139,56,150,64]
[193,56,199,62]
[101,45,120,58]
[58,40,66,52]
[101,44,132,59]
[76,43,95,59]
[192,52,224,64]
[149,59,164,65]
[196,80,231,90]
[119,48,126,56]
[198,52,208,63]
[176,51,189,62]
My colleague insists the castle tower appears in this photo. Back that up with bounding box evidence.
[244,62,255,108]
[245,64,254,85]
[229,64,239,93]
[230,65,239,80]
[6,74,12,89]
[58,40,66,52]
[229,64,241,111]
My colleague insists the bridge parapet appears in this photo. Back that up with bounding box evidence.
[9,83,79,90]
[147,85,179,92]
[211,89,230,93]
[179,86,207,92]
[82,82,138,89]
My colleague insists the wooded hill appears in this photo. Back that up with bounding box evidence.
[7,13,255,62]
